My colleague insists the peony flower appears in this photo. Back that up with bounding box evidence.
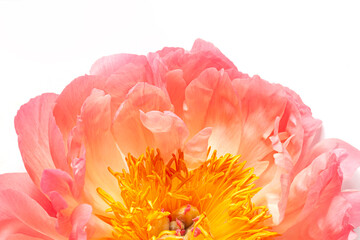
[1,39,359,240]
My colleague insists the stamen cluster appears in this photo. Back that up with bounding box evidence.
[97,149,277,239]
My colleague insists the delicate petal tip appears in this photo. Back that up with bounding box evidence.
[69,204,92,240]
[184,127,212,169]
[90,53,148,77]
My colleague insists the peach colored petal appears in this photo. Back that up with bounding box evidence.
[272,140,360,239]
[75,89,127,208]
[112,82,172,157]
[165,69,186,117]
[182,39,238,84]
[104,59,154,115]
[90,53,148,77]
[0,173,55,217]
[69,204,92,240]
[48,114,70,173]
[184,68,241,156]
[15,93,58,186]
[232,76,322,227]
[0,189,64,239]
[232,76,288,169]
[140,110,189,160]
[183,127,212,169]
[6,234,47,240]
[53,75,106,142]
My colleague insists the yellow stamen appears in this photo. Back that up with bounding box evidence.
[97,148,278,239]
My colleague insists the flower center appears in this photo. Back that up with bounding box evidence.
[97,149,277,239]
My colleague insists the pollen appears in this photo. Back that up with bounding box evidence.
[97,148,278,239]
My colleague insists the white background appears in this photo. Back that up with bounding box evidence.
[0,0,360,235]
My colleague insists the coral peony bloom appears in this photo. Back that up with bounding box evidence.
[1,39,360,240]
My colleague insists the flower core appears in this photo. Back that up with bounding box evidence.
[97,149,277,239]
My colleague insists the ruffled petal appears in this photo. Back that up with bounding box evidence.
[15,93,58,186]
[182,39,238,84]
[273,140,360,239]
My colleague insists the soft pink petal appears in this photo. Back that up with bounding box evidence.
[184,68,241,156]
[310,138,360,185]
[48,114,69,173]
[112,82,173,157]
[232,76,288,169]
[53,75,106,142]
[15,93,58,186]
[181,39,238,84]
[90,53,148,77]
[69,204,92,240]
[140,110,189,161]
[273,141,359,239]
[184,127,212,169]
[104,59,154,114]
[75,89,127,208]
[0,189,64,239]
[0,173,55,217]
[6,234,47,240]
[165,69,186,117]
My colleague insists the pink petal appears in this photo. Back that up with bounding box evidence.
[104,58,154,113]
[273,141,359,239]
[75,89,127,207]
[48,114,69,173]
[184,127,212,169]
[0,189,63,239]
[232,76,288,169]
[165,69,186,117]
[112,82,172,157]
[15,93,58,186]
[140,110,189,161]
[184,68,241,156]
[0,173,55,217]
[69,204,92,240]
[6,234,48,240]
[181,39,238,84]
[90,53,148,77]
[53,75,106,142]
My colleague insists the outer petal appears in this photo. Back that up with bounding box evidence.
[53,75,106,142]
[15,93,58,186]
[0,173,55,217]
[0,189,64,239]
[274,140,360,239]
[181,39,239,84]
[90,53,148,77]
